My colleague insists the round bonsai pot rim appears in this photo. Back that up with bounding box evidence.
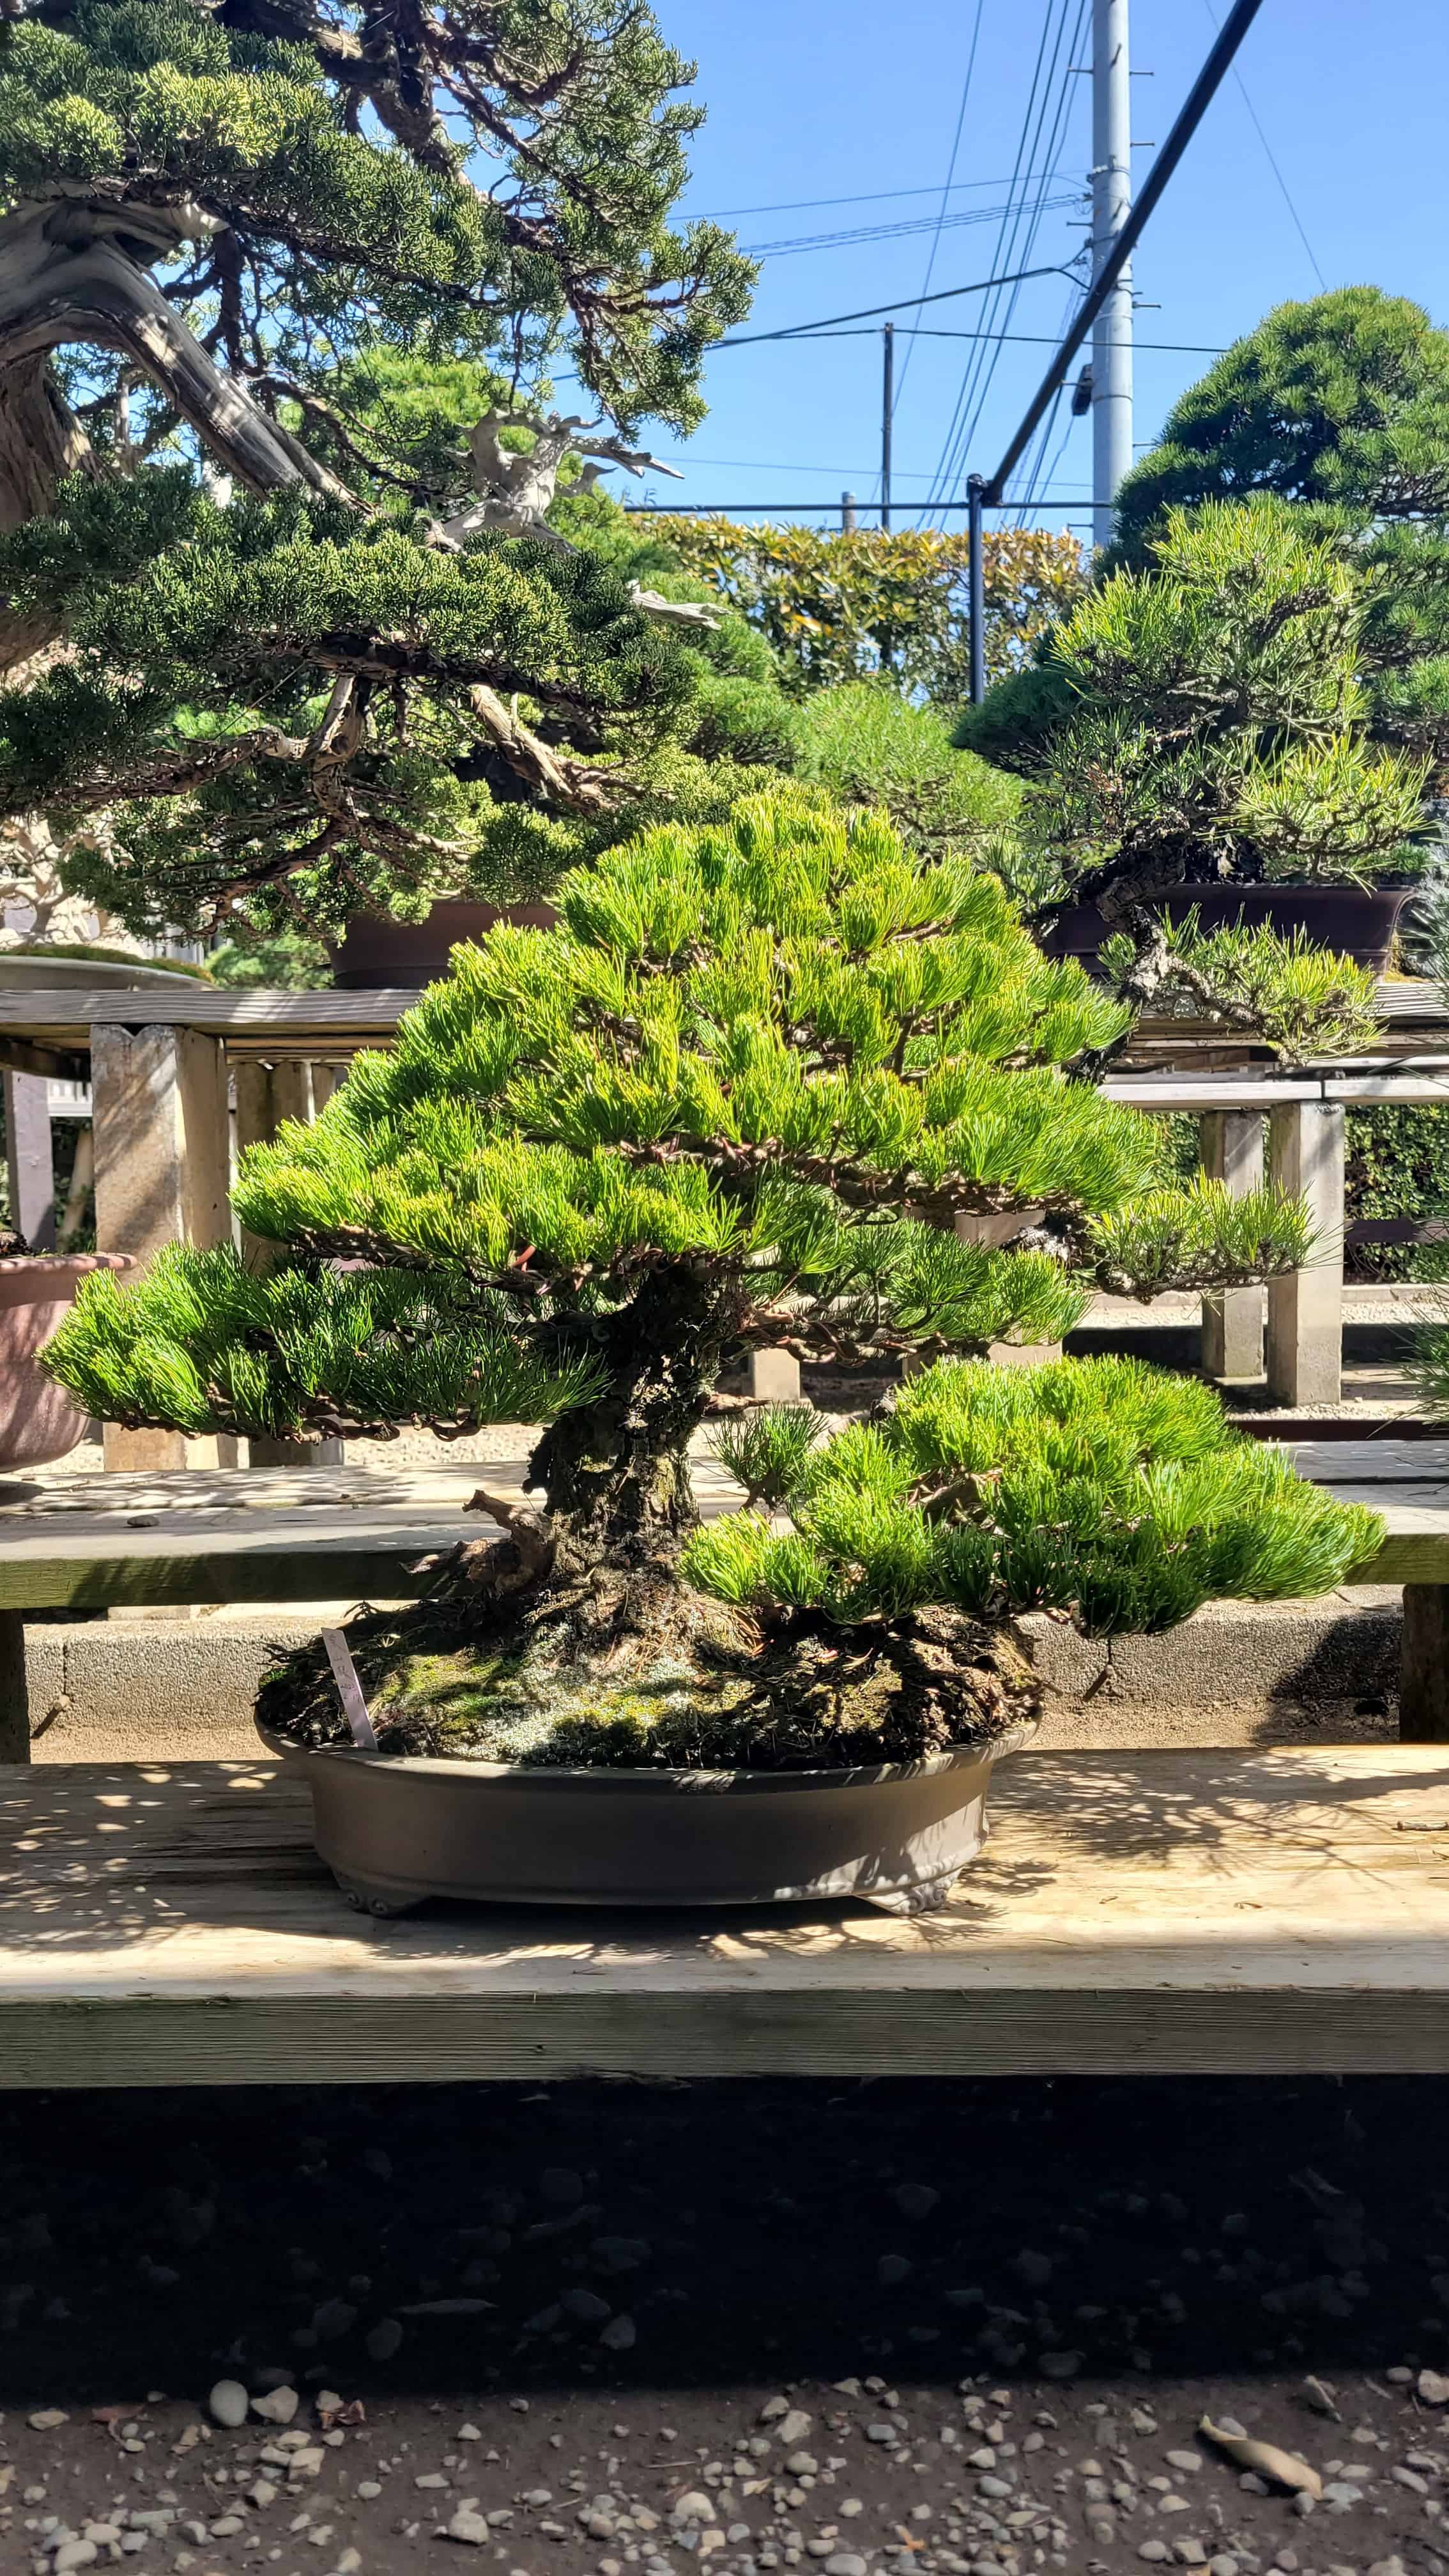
[309,1737,1021,1793]
[301,1726,1038,1916]
[0,1252,134,1310]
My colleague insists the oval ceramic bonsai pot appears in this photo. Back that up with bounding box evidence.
[1041,884,1413,975]
[305,1728,1036,1918]
[0,1252,135,1470]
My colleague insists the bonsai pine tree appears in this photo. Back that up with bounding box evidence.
[45,797,1380,1765]
[1109,289,1449,772]
[957,496,1425,1041]
[0,0,761,935]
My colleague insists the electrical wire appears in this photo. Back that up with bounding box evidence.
[925,0,1083,512]
[923,0,1091,522]
[921,0,1061,516]
[933,0,1090,516]
[694,168,1072,222]
[1202,0,1326,289]
[740,191,1077,261]
[712,263,1071,348]
[711,326,1226,351]
[1010,275,1081,521]
[889,0,988,426]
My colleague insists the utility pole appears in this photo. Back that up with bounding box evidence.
[841,491,857,531]
[965,0,1266,701]
[1091,0,1132,548]
[881,323,894,530]
[967,475,986,704]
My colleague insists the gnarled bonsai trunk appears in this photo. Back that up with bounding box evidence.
[528,1263,742,1558]
[0,201,355,673]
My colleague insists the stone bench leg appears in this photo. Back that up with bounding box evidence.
[1200,1109,1264,1381]
[234,1060,344,1466]
[4,1070,55,1251]
[1400,1586,1449,1740]
[0,1609,27,1762]
[93,1025,237,1471]
[1266,1103,1344,1408]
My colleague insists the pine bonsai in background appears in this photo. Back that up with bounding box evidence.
[955,496,1428,1041]
[45,797,1381,1767]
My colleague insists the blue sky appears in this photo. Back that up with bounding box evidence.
[607,0,1448,535]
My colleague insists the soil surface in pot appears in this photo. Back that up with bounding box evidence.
[259,1577,1038,1774]
[0,2072,1440,2576]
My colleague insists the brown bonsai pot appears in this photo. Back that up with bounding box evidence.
[0,1252,136,1470]
[303,1726,1037,1919]
[1042,884,1413,974]
[329,900,556,991]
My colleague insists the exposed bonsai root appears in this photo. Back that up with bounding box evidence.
[257,1561,1040,1770]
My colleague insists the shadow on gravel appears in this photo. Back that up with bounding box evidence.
[1,2074,1446,2408]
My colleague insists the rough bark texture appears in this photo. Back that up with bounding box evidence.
[0,204,358,674]
[528,1264,744,1560]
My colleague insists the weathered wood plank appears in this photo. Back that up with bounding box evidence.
[1,1749,1448,2083]
[0,1452,1439,1602]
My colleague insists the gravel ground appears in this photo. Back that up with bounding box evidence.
[3,2077,1448,2576]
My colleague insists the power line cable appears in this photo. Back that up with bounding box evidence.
[926,0,1090,519]
[1202,0,1326,288]
[890,0,987,421]
[1011,273,1082,521]
[741,191,1077,260]
[936,0,1087,503]
[694,167,1071,221]
[712,262,1072,348]
[710,326,1226,351]
[920,0,1064,516]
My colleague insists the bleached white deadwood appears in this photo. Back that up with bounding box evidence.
[434,405,717,626]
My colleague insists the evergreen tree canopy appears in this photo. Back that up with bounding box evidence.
[1112,289,1449,563]
[0,0,759,933]
[43,794,1378,1767]
[956,497,1422,1036]
[1108,290,1449,778]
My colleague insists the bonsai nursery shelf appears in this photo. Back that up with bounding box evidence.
[2,1747,1448,2085]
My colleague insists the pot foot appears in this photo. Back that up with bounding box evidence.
[334,1876,422,1919]
[860,1870,962,1917]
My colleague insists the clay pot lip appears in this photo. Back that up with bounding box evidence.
[0,1251,137,1308]
[307,1724,1036,1795]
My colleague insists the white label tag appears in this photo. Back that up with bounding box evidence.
[321,1627,379,1752]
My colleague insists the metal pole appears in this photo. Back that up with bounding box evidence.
[841,490,857,531]
[881,322,894,530]
[983,0,1264,505]
[968,473,986,704]
[1091,0,1133,547]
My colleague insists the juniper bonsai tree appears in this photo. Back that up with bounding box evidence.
[45,796,1381,1765]
[0,0,759,935]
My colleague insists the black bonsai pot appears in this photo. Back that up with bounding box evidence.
[1041,884,1414,974]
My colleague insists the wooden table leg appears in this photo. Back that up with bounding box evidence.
[1400,1584,1449,1740]
[0,1610,29,1762]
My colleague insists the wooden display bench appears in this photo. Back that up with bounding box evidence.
[1,1745,1448,2085]
[0,1444,1448,2088]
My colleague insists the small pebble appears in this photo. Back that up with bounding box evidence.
[250,2386,299,2424]
[365,2317,404,2362]
[893,2186,940,2221]
[207,2381,249,2430]
[599,2314,637,2351]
